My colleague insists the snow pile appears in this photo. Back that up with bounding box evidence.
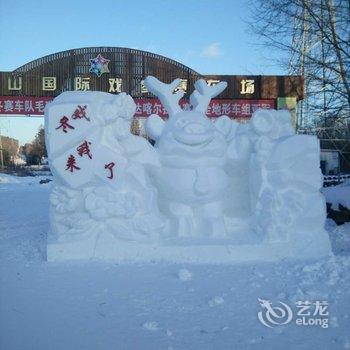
[178,268,192,281]
[0,173,52,185]
[45,76,330,262]
[327,219,350,255]
[142,321,160,331]
[322,180,350,210]
[208,296,225,307]
[0,174,21,184]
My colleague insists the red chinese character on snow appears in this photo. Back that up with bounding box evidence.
[56,116,75,133]
[77,140,92,159]
[65,155,80,172]
[104,162,115,179]
[71,105,90,121]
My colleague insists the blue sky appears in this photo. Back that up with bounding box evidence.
[0,0,283,145]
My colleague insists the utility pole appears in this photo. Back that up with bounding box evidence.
[290,3,310,132]
[0,124,4,170]
[321,0,328,142]
[299,2,310,131]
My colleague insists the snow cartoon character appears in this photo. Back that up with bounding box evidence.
[144,76,234,238]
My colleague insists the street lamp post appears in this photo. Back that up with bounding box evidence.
[0,126,4,170]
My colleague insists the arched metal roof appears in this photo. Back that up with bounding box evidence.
[0,47,303,101]
[13,47,200,76]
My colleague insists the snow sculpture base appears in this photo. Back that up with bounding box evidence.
[45,77,331,263]
[47,231,331,263]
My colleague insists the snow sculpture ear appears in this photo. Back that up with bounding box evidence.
[190,79,227,114]
[144,76,183,117]
[215,115,232,137]
[145,114,165,141]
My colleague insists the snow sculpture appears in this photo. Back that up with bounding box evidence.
[46,91,164,259]
[144,77,234,238]
[45,77,331,262]
[228,109,331,257]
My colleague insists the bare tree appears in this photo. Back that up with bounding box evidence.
[22,126,47,165]
[248,0,350,171]
[248,0,350,133]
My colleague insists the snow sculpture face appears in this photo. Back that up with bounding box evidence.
[144,76,231,160]
[154,110,230,161]
[167,110,214,146]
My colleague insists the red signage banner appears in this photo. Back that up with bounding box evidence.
[0,96,275,118]
[134,98,275,119]
[0,96,53,116]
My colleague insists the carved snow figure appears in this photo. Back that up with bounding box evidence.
[46,91,164,259]
[144,76,234,238]
[227,108,332,257]
[45,76,331,262]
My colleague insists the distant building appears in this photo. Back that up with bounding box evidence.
[0,47,303,128]
[0,135,19,165]
[320,140,350,174]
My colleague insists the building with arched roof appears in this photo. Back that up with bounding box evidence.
[0,47,303,125]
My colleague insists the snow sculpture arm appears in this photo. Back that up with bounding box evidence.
[214,115,232,138]
[145,114,165,141]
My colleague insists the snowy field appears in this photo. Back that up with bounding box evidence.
[1,174,350,350]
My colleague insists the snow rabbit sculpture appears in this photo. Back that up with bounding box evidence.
[144,76,234,238]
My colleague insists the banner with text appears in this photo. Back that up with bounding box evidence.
[0,96,275,119]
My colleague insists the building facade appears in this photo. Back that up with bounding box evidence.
[0,47,303,127]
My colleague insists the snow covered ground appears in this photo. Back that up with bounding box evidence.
[1,175,350,350]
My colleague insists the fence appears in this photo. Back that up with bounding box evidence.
[323,174,350,187]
